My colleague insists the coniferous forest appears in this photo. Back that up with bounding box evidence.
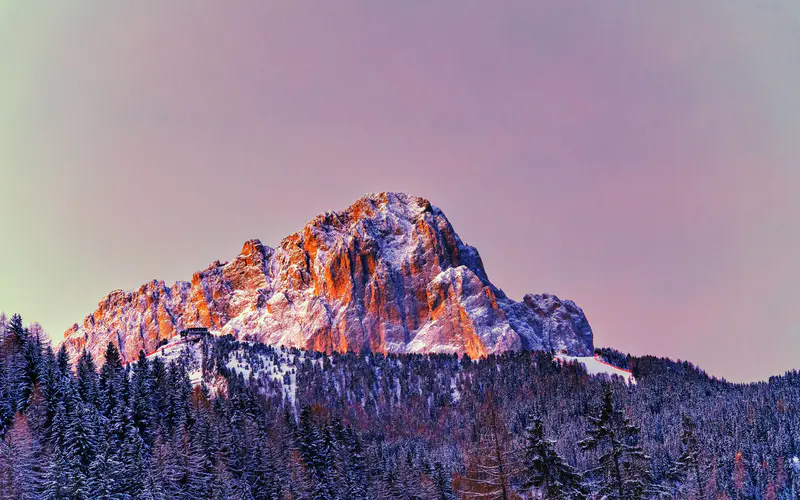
[2,312,800,499]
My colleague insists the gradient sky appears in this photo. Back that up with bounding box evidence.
[2,1,799,382]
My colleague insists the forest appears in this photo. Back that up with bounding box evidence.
[1,311,799,499]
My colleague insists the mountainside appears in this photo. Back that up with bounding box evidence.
[8,315,800,499]
[62,192,593,362]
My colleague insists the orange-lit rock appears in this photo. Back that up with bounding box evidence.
[62,192,594,363]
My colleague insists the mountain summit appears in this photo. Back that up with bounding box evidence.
[62,192,594,362]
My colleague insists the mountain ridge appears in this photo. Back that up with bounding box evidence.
[62,192,594,362]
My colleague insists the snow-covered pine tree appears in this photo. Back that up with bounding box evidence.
[119,424,150,496]
[55,344,70,378]
[86,446,124,498]
[184,428,213,500]
[6,314,26,346]
[519,413,586,499]
[6,314,31,412]
[296,405,335,499]
[0,355,12,436]
[130,350,155,446]
[19,329,42,411]
[579,384,652,499]
[666,414,708,498]
[40,449,71,500]
[64,396,100,499]
[36,346,59,437]
[76,349,98,407]
[99,342,125,421]
[431,461,457,500]
[343,427,369,500]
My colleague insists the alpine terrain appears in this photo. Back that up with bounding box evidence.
[62,193,594,363]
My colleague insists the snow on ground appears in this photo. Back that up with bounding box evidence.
[139,332,634,407]
[226,347,302,407]
[131,335,206,386]
[555,354,636,385]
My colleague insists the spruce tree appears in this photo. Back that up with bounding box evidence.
[56,344,71,378]
[666,414,708,498]
[130,350,155,446]
[19,332,42,410]
[76,349,98,406]
[0,356,12,436]
[100,342,125,420]
[64,395,100,499]
[7,314,26,346]
[344,428,370,500]
[184,428,213,500]
[431,461,456,500]
[41,450,71,500]
[579,384,652,499]
[520,413,586,499]
[87,447,125,498]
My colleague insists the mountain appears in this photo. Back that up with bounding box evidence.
[61,192,594,362]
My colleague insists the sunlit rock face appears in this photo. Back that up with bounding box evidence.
[62,192,594,363]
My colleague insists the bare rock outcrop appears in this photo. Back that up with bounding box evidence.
[62,192,594,362]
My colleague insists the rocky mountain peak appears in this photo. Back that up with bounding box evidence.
[62,193,593,363]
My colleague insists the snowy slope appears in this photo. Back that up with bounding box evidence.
[127,334,207,385]
[138,333,634,413]
[226,346,301,406]
[555,354,636,385]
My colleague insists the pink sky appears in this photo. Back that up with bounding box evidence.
[2,1,799,381]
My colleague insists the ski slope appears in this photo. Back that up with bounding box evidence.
[555,354,636,385]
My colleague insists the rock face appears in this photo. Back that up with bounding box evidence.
[62,193,594,362]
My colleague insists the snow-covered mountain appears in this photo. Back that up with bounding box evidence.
[62,192,594,363]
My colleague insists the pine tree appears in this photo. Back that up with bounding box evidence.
[431,461,456,500]
[87,447,125,498]
[184,428,213,500]
[378,456,405,499]
[344,428,369,499]
[296,406,332,499]
[579,384,652,499]
[6,314,31,411]
[666,414,708,498]
[130,350,155,446]
[0,312,6,341]
[119,424,149,497]
[520,413,586,499]
[36,346,59,439]
[150,434,177,498]
[41,450,71,500]
[318,423,342,497]
[76,349,99,406]
[19,331,42,410]
[0,355,12,436]
[6,314,26,346]
[64,396,100,499]
[733,451,748,500]
[56,344,71,378]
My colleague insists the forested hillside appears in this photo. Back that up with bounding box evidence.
[1,312,799,499]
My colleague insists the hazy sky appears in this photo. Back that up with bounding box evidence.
[2,1,799,381]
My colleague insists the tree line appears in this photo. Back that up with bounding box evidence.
[1,312,800,498]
